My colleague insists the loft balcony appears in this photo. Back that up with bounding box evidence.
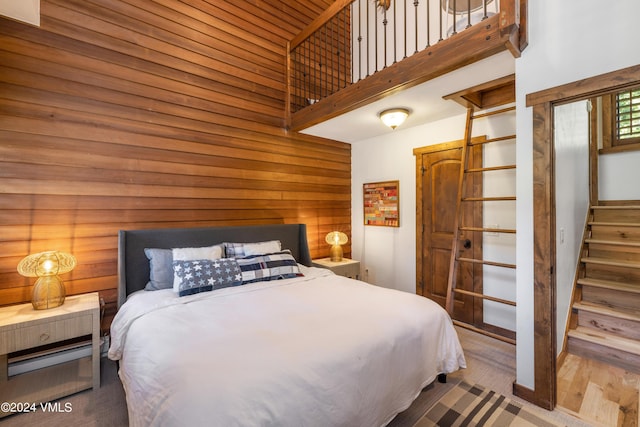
[286,0,527,133]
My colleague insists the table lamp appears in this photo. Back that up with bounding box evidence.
[325,231,348,262]
[17,251,77,310]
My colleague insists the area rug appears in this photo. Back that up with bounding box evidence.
[415,381,563,427]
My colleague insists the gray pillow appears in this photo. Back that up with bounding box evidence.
[144,248,173,291]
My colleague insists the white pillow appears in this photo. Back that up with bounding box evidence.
[242,240,282,256]
[172,245,223,292]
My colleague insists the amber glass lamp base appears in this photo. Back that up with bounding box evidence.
[329,244,343,262]
[32,275,66,310]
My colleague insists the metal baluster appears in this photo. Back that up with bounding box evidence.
[304,39,309,106]
[414,0,419,54]
[366,0,370,77]
[344,7,349,87]
[323,23,327,99]
[438,0,443,41]
[466,0,471,28]
[426,0,431,47]
[393,0,397,63]
[375,2,379,73]
[357,1,362,82]
[452,0,457,35]
[403,0,408,59]
[383,5,388,68]
[330,17,334,96]
[312,34,316,103]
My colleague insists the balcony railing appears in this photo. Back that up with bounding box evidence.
[287,0,523,128]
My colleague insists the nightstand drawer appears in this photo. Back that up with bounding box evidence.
[0,314,93,354]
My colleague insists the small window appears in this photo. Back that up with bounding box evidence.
[598,86,640,154]
[613,87,640,145]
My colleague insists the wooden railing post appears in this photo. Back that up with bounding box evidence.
[499,0,521,58]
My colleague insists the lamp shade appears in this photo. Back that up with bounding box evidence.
[379,108,409,130]
[325,231,348,246]
[17,251,76,310]
[325,231,348,262]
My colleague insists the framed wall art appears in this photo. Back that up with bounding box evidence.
[363,180,399,227]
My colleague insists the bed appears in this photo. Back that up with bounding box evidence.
[108,223,465,426]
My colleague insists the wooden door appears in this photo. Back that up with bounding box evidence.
[415,141,480,324]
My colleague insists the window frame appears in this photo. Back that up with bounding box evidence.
[599,85,640,154]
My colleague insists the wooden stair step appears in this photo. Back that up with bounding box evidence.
[581,257,640,269]
[574,301,640,323]
[588,221,640,227]
[568,326,640,357]
[577,277,640,294]
[592,205,640,210]
[585,238,640,248]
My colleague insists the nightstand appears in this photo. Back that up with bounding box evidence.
[0,293,101,417]
[312,258,360,279]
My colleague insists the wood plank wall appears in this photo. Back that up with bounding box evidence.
[0,0,351,331]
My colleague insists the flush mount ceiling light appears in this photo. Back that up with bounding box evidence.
[379,108,410,130]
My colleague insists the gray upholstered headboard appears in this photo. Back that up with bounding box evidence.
[117,223,312,308]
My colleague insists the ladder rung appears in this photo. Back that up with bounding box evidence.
[457,257,516,269]
[471,106,515,120]
[452,320,516,345]
[460,227,516,234]
[452,288,517,306]
[466,165,516,173]
[468,134,516,146]
[462,196,516,202]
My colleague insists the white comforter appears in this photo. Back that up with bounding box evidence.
[109,266,465,427]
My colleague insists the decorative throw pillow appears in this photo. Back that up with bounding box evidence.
[172,258,242,297]
[172,244,223,261]
[172,245,224,292]
[236,250,303,284]
[144,248,173,291]
[224,240,281,258]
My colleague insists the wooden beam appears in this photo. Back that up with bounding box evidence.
[525,101,557,410]
[444,74,515,109]
[527,64,640,107]
[290,0,352,50]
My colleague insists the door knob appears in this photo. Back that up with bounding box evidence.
[463,239,472,249]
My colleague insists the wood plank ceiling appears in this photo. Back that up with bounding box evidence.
[0,0,350,329]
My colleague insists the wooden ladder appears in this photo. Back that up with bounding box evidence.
[444,105,517,344]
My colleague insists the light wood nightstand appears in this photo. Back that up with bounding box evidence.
[0,293,100,417]
[312,258,360,279]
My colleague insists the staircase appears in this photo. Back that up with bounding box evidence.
[566,204,640,373]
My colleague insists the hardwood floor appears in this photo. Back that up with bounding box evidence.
[557,352,640,427]
[448,327,591,426]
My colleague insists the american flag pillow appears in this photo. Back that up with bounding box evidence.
[173,258,242,297]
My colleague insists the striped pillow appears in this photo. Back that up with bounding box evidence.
[236,250,302,284]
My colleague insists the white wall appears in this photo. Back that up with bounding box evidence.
[515,0,640,389]
[351,108,517,333]
[352,114,466,293]
[600,151,640,200]
[554,101,590,353]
